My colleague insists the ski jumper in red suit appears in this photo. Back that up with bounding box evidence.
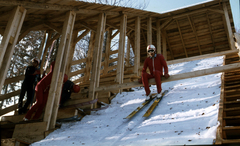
[142,54,168,96]
[24,62,55,120]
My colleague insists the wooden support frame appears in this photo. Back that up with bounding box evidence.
[43,11,76,130]
[162,30,167,60]
[116,14,127,84]
[187,16,202,55]
[222,2,235,50]
[134,16,140,76]
[88,13,106,107]
[206,12,216,52]
[84,31,95,81]
[156,19,161,54]
[147,17,152,45]
[37,31,47,60]
[126,38,131,67]
[176,19,188,57]
[103,29,112,75]
[0,6,26,92]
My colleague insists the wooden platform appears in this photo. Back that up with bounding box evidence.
[215,53,240,144]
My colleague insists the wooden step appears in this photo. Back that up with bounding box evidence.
[224,107,240,112]
[225,84,240,89]
[225,94,240,99]
[222,139,240,144]
[225,74,240,79]
[223,126,240,130]
[225,89,240,93]
[224,100,240,104]
[224,116,240,120]
[225,81,240,86]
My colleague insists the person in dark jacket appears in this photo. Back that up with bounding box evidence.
[24,61,69,121]
[59,80,80,107]
[18,58,40,114]
[141,45,170,100]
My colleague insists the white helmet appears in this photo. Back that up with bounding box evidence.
[147,45,156,52]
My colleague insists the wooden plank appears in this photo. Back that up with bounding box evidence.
[162,30,167,60]
[103,29,112,75]
[156,19,161,54]
[4,76,24,85]
[88,13,106,108]
[50,11,76,130]
[147,17,152,45]
[116,14,127,84]
[84,31,95,82]
[95,62,240,92]
[134,16,140,76]
[206,12,216,52]
[0,90,20,101]
[222,2,235,50]
[43,11,76,130]
[1,114,25,123]
[0,6,26,92]
[12,122,47,144]
[222,139,240,144]
[176,19,188,58]
[187,16,202,55]
[126,38,131,67]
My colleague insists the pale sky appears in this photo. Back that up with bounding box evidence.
[145,0,240,30]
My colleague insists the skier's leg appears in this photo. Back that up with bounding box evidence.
[154,70,162,94]
[142,72,154,96]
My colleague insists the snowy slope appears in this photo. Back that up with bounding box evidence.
[32,56,223,146]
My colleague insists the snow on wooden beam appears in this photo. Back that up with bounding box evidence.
[96,62,240,92]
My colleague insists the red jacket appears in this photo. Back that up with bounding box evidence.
[142,54,168,76]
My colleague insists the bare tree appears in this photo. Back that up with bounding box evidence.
[79,0,149,9]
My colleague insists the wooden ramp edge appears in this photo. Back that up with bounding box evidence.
[215,53,240,144]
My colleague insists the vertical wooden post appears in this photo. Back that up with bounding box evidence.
[65,31,78,76]
[103,29,112,75]
[116,14,127,84]
[43,11,76,130]
[37,31,47,60]
[134,17,140,76]
[156,19,161,54]
[88,13,106,106]
[0,6,26,92]
[223,2,235,50]
[162,30,167,60]
[85,31,95,82]
[147,17,152,45]
[126,38,131,67]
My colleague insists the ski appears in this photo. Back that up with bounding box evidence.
[124,93,157,119]
[143,90,168,117]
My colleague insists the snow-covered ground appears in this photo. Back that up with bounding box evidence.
[32,56,223,146]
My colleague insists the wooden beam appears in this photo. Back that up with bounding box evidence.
[37,31,47,60]
[84,31,95,82]
[4,75,24,85]
[134,17,140,76]
[103,29,112,75]
[187,16,202,55]
[65,31,78,76]
[88,13,106,106]
[165,31,174,60]
[111,30,119,39]
[222,2,235,50]
[0,6,26,92]
[147,17,152,45]
[96,62,240,92]
[235,33,240,50]
[162,30,167,60]
[43,11,76,130]
[116,14,127,84]
[126,38,131,67]
[0,90,21,102]
[208,8,224,14]
[44,21,62,33]
[206,12,216,52]
[160,18,174,30]
[156,19,161,54]
[176,19,188,57]
[74,29,90,44]
[0,1,120,16]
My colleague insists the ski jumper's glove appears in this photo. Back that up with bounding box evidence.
[164,73,170,79]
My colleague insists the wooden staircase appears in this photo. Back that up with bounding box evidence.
[216,53,240,144]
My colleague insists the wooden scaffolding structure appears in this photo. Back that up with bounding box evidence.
[0,0,239,144]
